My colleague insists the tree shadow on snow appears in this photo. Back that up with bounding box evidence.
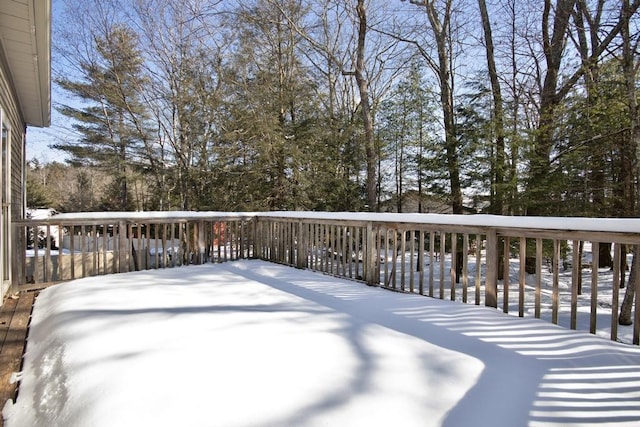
[223,260,640,427]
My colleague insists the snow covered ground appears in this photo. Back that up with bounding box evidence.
[4,260,640,426]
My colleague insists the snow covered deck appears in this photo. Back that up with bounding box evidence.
[4,260,640,426]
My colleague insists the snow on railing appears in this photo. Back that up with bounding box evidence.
[12,211,640,345]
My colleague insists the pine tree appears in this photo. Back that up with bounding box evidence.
[26,160,53,209]
[55,24,152,211]
[220,0,330,211]
[378,61,439,212]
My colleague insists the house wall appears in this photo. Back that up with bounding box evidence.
[0,41,27,299]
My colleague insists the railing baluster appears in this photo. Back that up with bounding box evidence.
[429,231,435,298]
[234,221,239,261]
[503,236,510,313]
[612,243,621,341]
[144,222,150,269]
[44,225,51,283]
[451,232,457,301]
[153,224,159,268]
[552,239,560,325]
[79,225,86,277]
[240,220,245,260]
[311,223,317,271]
[462,234,468,303]
[342,225,348,277]
[92,225,98,275]
[68,225,75,279]
[104,223,109,275]
[59,224,66,281]
[485,230,498,308]
[535,238,542,318]
[419,230,425,295]
[409,229,415,293]
[519,237,526,317]
[634,250,640,345]
[590,241,600,334]
[351,226,357,279]
[348,226,354,278]
[571,240,579,329]
[391,228,398,290]
[475,234,481,306]
[439,232,445,299]
[400,229,406,292]
[382,228,389,287]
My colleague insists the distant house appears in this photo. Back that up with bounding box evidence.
[0,0,51,299]
[380,190,454,214]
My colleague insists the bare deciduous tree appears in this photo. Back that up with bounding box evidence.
[402,0,463,214]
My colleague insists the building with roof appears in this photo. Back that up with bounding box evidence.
[0,0,51,299]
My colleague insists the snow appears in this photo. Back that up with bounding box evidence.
[258,211,640,234]
[25,248,71,257]
[46,210,640,234]
[51,211,256,221]
[4,260,640,426]
[26,208,59,220]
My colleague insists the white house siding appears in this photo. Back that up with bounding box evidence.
[0,38,29,299]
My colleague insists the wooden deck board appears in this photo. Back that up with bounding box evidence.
[0,292,36,427]
[0,298,18,350]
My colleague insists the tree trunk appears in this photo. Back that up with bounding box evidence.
[619,247,638,325]
[618,0,640,325]
[526,0,576,215]
[407,0,462,214]
[478,0,505,215]
[354,0,377,212]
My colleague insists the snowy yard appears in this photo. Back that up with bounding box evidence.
[4,259,640,426]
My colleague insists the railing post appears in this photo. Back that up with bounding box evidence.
[485,229,498,308]
[198,220,205,264]
[253,216,260,259]
[12,223,25,287]
[118,220,128,273]
[365,221,377,286]
[297,220,307,269]
[634,247,640,345]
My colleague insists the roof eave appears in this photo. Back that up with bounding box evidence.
[29,0,51,127]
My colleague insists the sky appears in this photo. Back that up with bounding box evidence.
[4,259,640,426]
[27,0,72,164]
[27,116,75,164]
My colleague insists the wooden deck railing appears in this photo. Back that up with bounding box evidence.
[255,212,640,345]
[12,211,640,345]
[13,212,256,287]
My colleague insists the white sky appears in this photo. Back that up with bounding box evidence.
[4,260,640,426]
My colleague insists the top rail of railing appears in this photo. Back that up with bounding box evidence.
[17,210,640,234]
[14,211,258,226]
[258,211,640,235]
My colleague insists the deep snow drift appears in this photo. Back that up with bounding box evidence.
[4,260,640,426]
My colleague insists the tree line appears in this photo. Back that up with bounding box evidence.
[33,0,639,219]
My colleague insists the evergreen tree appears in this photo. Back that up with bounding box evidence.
[55,24,152,211]
[64,169,101,212]
[378,61,439,212]
[26,160,53,208]
[220,0,330,210]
